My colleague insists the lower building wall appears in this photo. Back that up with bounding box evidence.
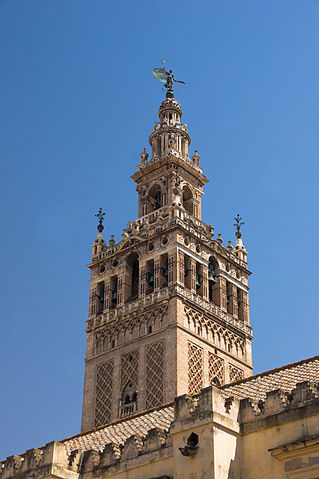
[93,456,173,479]
[242,412,319,478]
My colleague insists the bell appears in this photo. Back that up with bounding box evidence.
[208,272,216,283]
[112,289,117,300]
[148,273,154,285]
[196,274,201,288]
[162,265,168,278]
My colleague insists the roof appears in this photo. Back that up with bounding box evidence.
[62,404,174,455]
[62,356,319,456]
[222,354,319,402]
[3,355,319,462]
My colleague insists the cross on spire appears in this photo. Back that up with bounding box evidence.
[95,208,106,233]
[233,214,244,239]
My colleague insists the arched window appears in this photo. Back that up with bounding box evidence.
[146,259,155,294]
[208,257,219,304]
[110,276,118,309]
[182,185,193,215]
[148,184,162,211]
[119,381,138,417]
[125,253,139,302]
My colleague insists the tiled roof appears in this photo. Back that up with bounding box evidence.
[62,404,174,455]
[62,356,319,456]
[222,355,319,402]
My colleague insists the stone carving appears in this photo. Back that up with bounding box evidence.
[208,352,225,386]
[188,342,203,395]
[95,361,113,426]
[94,304,168,352]
[146,341,164,408]
[184,305,245,356]
[229,363,244,383]
[121,351,139,393]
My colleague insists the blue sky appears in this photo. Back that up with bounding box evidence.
[1,0,319,459]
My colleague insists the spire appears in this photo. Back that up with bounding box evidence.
[92,208,106,259]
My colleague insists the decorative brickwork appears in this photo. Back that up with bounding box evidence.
[208,352,225,386]
[188,342,203,395]
[184,305,245,356]
[229,363,244,382]
[121,351,139,392]
[146,341,164,408]
[94,304,168,352]
[95,361,113,427]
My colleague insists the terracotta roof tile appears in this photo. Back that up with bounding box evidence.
[8,355,317,460]
[222,355,319,402]
[62,404,174,456]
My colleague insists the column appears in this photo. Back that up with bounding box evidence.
[227,283,238,316]
[201,264,208,301]
[215,277,227,310]
[190,259,196,293]
[90,286,97,316]
[117,274,124,307]
[139,263,146,298]
[241,291,250,324]
[154,258,160,292]
[177,252,185,285]
[168,253,174,286]
[104,280,110,311]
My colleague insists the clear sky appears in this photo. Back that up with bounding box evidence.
[1,0,319,460]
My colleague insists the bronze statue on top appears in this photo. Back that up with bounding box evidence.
[153,60,185,98]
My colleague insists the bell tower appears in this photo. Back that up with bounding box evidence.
[81,92,253,432]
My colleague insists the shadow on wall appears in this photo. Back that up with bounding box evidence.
[227,441,242,479]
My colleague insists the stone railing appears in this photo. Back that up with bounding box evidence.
[126,205,171,230]
[126,205,213,241]
[119,401,137,418]
[86,288,169,331]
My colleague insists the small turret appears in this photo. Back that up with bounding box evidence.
[91,208,106,259]
[149,98,191,161]
[233,214,247,263]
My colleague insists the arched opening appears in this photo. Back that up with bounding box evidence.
[96,281,105,314]
[208,256,219,304]
[182,185,193,215]
[119,380,138,418]
[146,259,155,294]
[148,184,162,211]
[184,255,192,290]
[196,262,202,294]
[125,253,139,303]
[160,253,168,288]
[237,288,244,321]
[110,276,118,309]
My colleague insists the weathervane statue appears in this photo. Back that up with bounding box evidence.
[153,60,185,98]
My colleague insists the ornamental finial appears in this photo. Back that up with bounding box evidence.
[233,214,244,239]
[95,208,106,233]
